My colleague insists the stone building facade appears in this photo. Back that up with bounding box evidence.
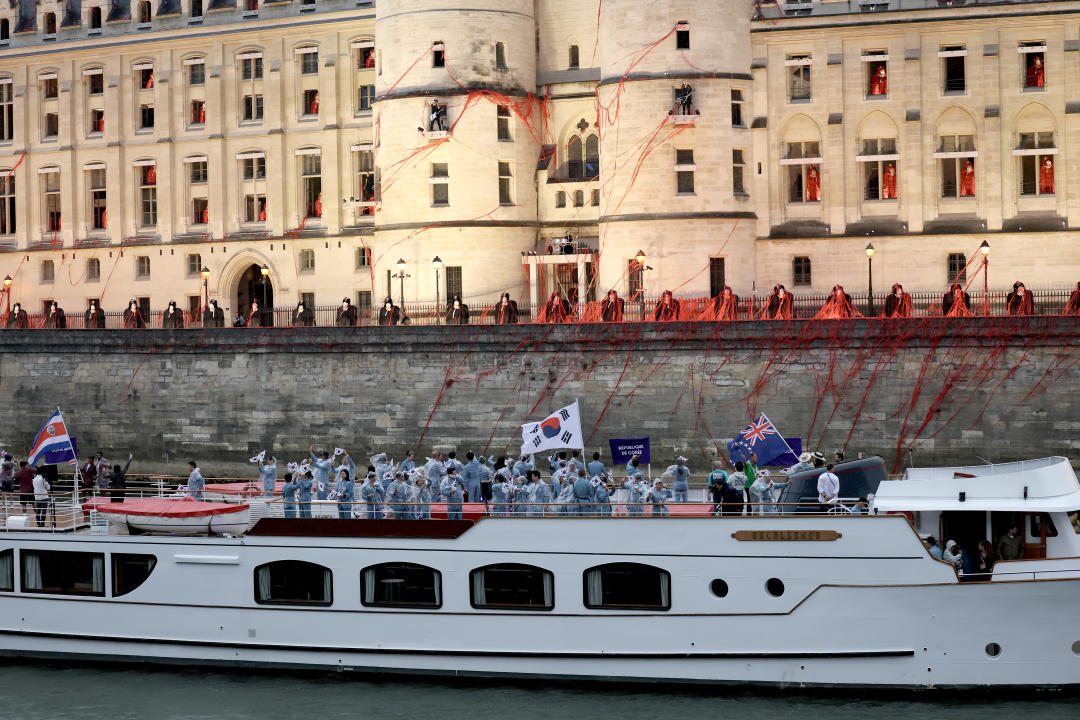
[0,0,1076,321]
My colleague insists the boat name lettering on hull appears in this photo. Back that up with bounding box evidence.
[731,530,842,541]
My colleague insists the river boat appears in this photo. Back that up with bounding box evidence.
[1,456,1078,690]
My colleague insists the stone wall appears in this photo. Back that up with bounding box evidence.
[1,317,1078,478]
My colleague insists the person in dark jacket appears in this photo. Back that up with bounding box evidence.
[162,300,184,329]
[123,299,145,329]
[247,299,264,328]
[6,302,29,329]
[293,301,315,327]
[600,289,624,322]
[42,301,66,329]
[651,290,680,321]
[80,455,97,490]
[336,297,357,326]
[107,453,134,503]
[764,284,795,320]
[1006,281,1034,316]
[445,295,469,325]
[85,299,106,329]
[941,283,972,318]
[537,291,572,323]
[494,293,518,324]
[203,300,225,328]
[378,297,401,326]
[883,283,912,318]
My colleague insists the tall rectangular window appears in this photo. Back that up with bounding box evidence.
[0,174,13,234]
[139,166,157,227]
[187,253,202,276]
[358,85,374,112]
[356,247,371,268]
[190,160,208,183]
[188,62,205,85]
[732,148,746,194]
[675,148,694,194]
[498,161,513,205]
[1017,131,1055,196]
[136,255,150,278]
[675,22,689,50]
[431,162,449,206]
[1021,41,1045,89]
[190,100,205,126]
[87,258,100,281]
[139,104,155,130]
[44,113,59,138]
[302,89,319,116]
[241,56,263,80]
[937,134,975,198]
[628,259,643,298]
[241,155,267,222]
[89,169,106,230]
[569,45,579,69]
[787,54,812,101]
[495,42,507,69]
[941,45,966,93]
[785,141,821,203]
[89,109,104,135]
[555,191,565,208]
[88,72,104,95]
[41,259,54,282]
[300,50,319,75]
[709,258,725,297]
[433,43,445,68]
[445,265,462,305]
[793,256,812,286]
[731,89,744,127]
[859,137,899,200]
[243,94,264,121]
[357,149,375,203]
[42,76,58,99]
[947,253,967,283]
[299,249,315,272]
[301,153,322,219]
[43,172,61,232]
[0,82,13,141]
[497,106,512,141]
[355,290,371,316]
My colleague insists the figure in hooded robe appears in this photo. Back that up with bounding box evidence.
[123,299,145,329]
[651,290,680,321]
[162,300,184,329]
[445,294,469,325]
[1026,54,1044,88]
[699,285,739,321]
[5,302,28,329]
[293,301,314,327]
[1006,281,1034,316]
[85,299,106,329]
[882,162,898,199]
[600,289,624,322]
[869,63,887,95]
[813,285,859,320]
[883,284,912,319]
[378,297,402,326]
[1065,282,1080,316]
[42,301,66,329]
[494,292,518,324]
[247,299,264,328]
[941,283,973,318]
[960,160,975,197]
[336,297,357,326]
[806,165,821,202]
[203,299,226,328]
[1040,156,1054,195]
[764,284,796,320]
[536,291,572,323]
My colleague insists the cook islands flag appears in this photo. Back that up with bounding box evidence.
[521,400,585,456]
[27,408,75,467]
[727,412,795,467]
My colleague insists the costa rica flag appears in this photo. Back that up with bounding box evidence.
[27,408,75,467]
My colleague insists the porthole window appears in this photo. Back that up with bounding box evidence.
[254,560,332,606]
[361,562,441,608]
[985,642,1001,658]
[710,579,729,598]
[583,562,671,610]
[765,577,785,597]
[1071,640,1080,655]
[470,563,553,610]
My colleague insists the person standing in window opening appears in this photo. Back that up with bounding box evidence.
[959,160,975,196]
[42,301,66,329]
[293,300,314,327]
[671,456,690,503]
[1006,281,1034,316]
[202,299,224,327]
[494,292,518,324]
[85,299,106,329]
[308,90,319,115]
[5,302,28,328]
[429,100,447,131]
[881,162,897,199]
[107,453,134,504]
[248,298,263,327]
[806,165,822,201]
[652,290,680,321]
[186,460,204,500]
[1064,281,1080,316]
[814,284,858,319]
[312,193,323,218]
[883,283,912,318]
[378,296,401,326]
[144,164,156,185]
[162,300,183,329]
[1040,156,1054,194]
[600,289,624,322]
[201,204,209,224]
[941,282,973,317]
[699,285,739,321]
[144,71,154,89]
[536,290,571,323]
[445,294,469,324]
[336,297,357,326]
[364,48,375,68]
[764,284,795,320]
[281,472,298,518]
[869,64,887,95]
[1027,55,1044,87]
[258,203,266,221]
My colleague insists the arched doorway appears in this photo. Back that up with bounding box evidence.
[237,263,274,326]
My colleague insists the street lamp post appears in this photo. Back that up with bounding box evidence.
[432,256,442,324]
[865,243,875,317]
[979,239,990,316]
[393,258,410,311]
[200,266,210,308]
[260,264,269,324]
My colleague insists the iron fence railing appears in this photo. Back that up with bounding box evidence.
[2,288,1076,329]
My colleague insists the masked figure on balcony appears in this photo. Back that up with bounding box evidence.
[494,293,518,324]
[884,283,912,318]
[651,290,681,322]
[764,284,795,320]
[600,289,625,322]
[699,285,739,321]
[1065,282,1080,316]
[537,290,572,323]
[941,283,973,318]
[1006,281,1034,316]
[814,285,858,320]
[445,295,469,325]
[85,299,105,328]
[43,301,66,329]
[378,297,402,326]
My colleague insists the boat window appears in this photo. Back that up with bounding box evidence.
[21,550,105,597]
[583,562,671,610]
[112,553,157,597]
[1031,514,1057,538]
[1069,511,1080,534]
[0,549,11,592]
[766,577,786,597]
[710,578,729,598]
[470,563,553,610]
[254,560,332,606]
[361,562,441,608]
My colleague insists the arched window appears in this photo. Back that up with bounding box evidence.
[0,18,10,40]
[583,562,671,610]
[361,562,441,608]
[782,114,822,203]
[470,563,553,610]
[254,560,332,606]
[567,135,583,179]
[584,135,599,178]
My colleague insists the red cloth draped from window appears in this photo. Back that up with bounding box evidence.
[884,284,912,318]
[882,162,897,199]
[697,287,739,321]
[1026,56,1044,88]
[806,165,821,201]
[869,65,887,95]
[1039,157,1054,194]
[959,161,975,196]
[813,286,860,319]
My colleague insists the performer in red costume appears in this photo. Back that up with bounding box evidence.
[883,283,912,318]
[960,160,975,197]
[764,284,795,320]
[1026,55,1044,88]
[869,64,887,95]
[1039,156,1054,194]
[806,165,821,202]
[651,290,681,321]
[941,283,973,317]
[813,285,859,319]
[698,285,739,321]
[536,291,572,323]
[1006,281,1034,316]
[882,162,897,199]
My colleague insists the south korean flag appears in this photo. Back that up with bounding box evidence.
[520,400,585,456]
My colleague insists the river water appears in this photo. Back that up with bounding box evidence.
[1,664,1077,719]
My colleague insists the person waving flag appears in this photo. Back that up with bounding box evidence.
[727,413,795,467]
[27,408,76,467]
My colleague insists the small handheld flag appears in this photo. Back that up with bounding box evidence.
[249,450,266,463]
[334,447,345,456]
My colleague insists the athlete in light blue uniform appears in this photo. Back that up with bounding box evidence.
[425,452,447,503]
[587,453,606,482]
[649,480,673,517]
[492,470,511,516]
[387,472,410,518]
[297,472,314,518]
[593,477,613,517]
[622,477,646,516]
[671,456,691,503]
[258,457,278,497]
[442,469,464,521]
[281,472,298,518]
[400,451,417,475]
[335,470,355,519]
[572,470,594,516]
[462,452,484,504]
[308,447,333,501]
[412,475,431,519]
[360,473,381,519]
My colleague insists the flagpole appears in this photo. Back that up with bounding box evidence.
[59,406,81,530]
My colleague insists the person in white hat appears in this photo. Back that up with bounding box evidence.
[787,452,814,476]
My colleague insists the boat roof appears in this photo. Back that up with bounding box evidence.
[873,456,1080,513]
